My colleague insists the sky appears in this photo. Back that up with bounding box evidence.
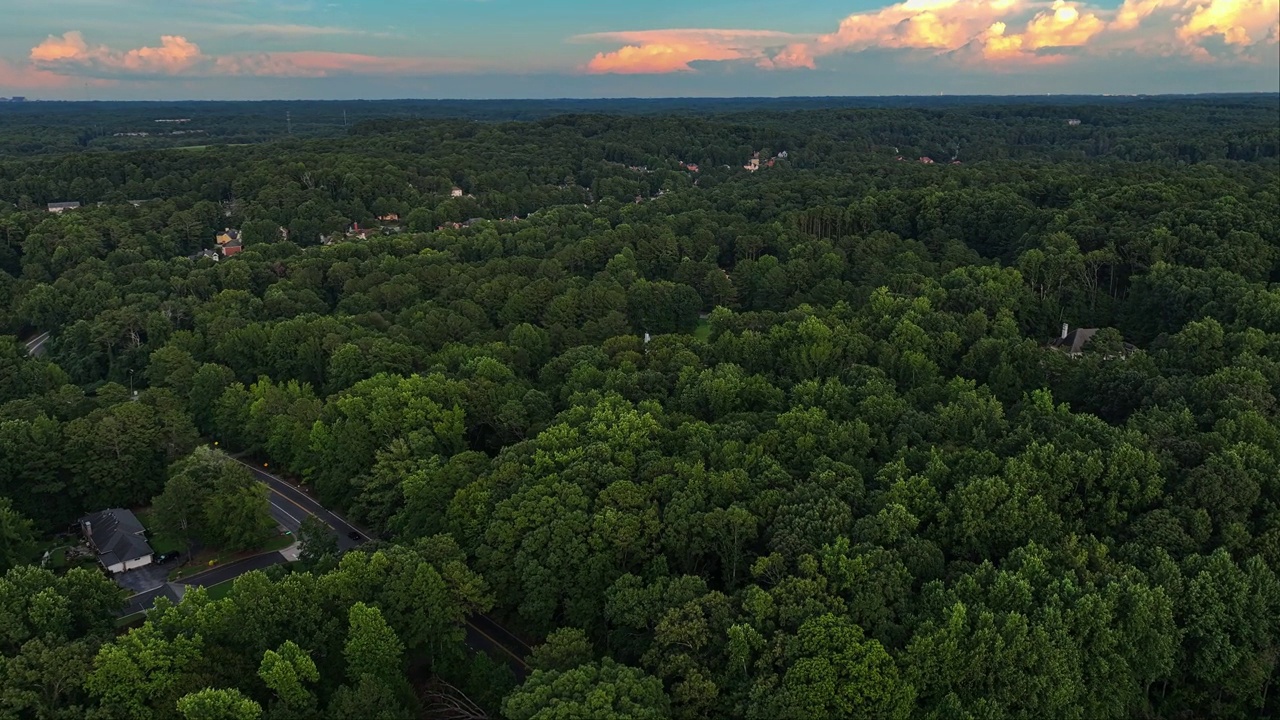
[0,0,1276,99]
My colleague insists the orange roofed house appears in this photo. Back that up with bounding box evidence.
[215,228,243,257]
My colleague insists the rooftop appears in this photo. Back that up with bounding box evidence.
[79,508,153,566]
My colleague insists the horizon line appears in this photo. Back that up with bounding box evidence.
[4,92,1279,103]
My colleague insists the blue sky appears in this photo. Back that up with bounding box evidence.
[2,0,1276,98]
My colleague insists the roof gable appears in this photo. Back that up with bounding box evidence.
[80,509,153,563]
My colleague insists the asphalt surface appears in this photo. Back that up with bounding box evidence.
[230,458,366,551]
[176,550,292,588]
[465,613,532,680]
[23,331,50,356]
[120,457,535,677]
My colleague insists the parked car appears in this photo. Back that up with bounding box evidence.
[155,551,180,564]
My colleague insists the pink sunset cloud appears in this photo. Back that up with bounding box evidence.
[574,30,804,74]
[581,0,1279,74]
[0,57,97,89]
[23,31,479,81]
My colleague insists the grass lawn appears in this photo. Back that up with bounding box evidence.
[115,612,145,629]
[134,508,184,555]
[168,533,295,581]
[204,580,235,601]
[45,546,67,569]
[693,318,712,342]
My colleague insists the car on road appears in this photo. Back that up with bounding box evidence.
[347,531,361,541]
[155,551,180,564]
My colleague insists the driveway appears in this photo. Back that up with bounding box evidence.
[112,562,173,594]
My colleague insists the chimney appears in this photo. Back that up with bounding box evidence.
[1061,323,1069,339]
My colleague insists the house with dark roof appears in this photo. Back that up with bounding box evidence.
[47,201,81,213]
[1049,324,1136,358]
[188,248,220,262]
[79,509,154,573]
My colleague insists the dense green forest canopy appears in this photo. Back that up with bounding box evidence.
[1,96,1279,719]
[0,93,1275,157]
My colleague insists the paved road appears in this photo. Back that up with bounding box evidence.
[465,613,532,680]
[23,331,50,356]
[175,550,291,588]
[122,456,535,677]
[230,458,366,551]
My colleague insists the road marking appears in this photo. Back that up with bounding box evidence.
[271,487,320,524]
[466,620,529,668]
[25,332,50,353]
[233,459,321,521]
[231,458,366,538]
[269,500,301,526]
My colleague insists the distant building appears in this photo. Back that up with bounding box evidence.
[1049,323,1135,358]
[1066,119,1082,126]
[79,509,153,574]
[919,157,935,164]
[47,201,80,213]
[8,97,25,102]
[188,248,220,262]
[451,187,464,198]
[777,151,788,159]
[215,228,241,246]
[378,213,400,222]
[220,243,243,257]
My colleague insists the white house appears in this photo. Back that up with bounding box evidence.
[79,509,154,573]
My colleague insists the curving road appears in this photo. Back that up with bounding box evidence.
[23,331,50,356]
[123,456,534,677]
[229,457,367,551]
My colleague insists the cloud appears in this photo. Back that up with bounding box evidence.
[1175,0,1280,51]
[572,29,804,74]
[0,57,100,89]
[31,31,202,75]
[26,31,481,79]
[582,0,1279,74]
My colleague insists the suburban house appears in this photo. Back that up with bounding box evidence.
[216,228,243,257]
[451,186,464,198]
[378,213,400,222]
[79,509,154,574]
[188,248,220,262]
[919,157,935,164]
[1050,324,1136,358]
[1067,119,1082,126]
[47,201,81,213]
